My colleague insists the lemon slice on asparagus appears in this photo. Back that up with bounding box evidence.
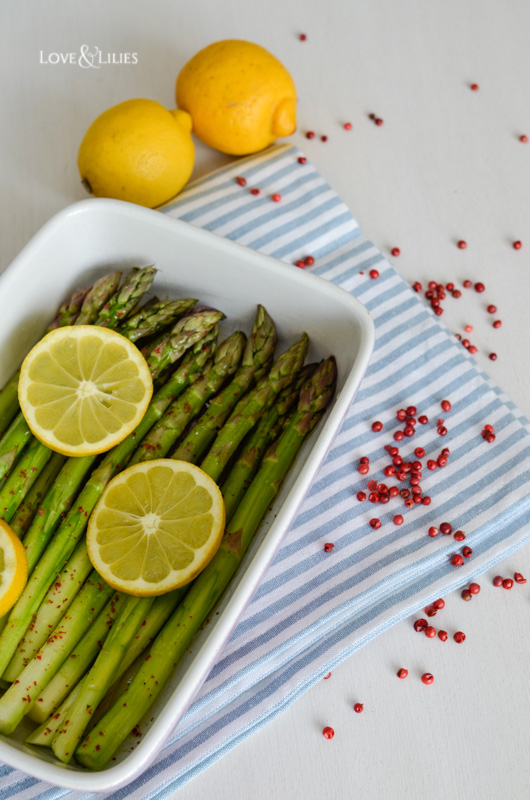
[0,520,28,617]
[18,326,153,457]
[87,459,225,595]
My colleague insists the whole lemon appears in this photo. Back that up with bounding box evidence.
[77,99,195,208]
[176,40,297,156]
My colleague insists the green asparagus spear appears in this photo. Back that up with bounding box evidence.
[73,271,122,326]
[118,298,198,342]
[0,315,221,680]
[173,304,277,465]
[198,333,309,482]
[0,415,34,482]
[46,284,93,331]
[0,438,53,524]
[221,364,314,522]
[145,309,225,380]
[94,266,156,328]
[76,357,337,768]
[0,374,22,441]
[9,452,66,538]
[0,572,115,734]
[130,331,246,464]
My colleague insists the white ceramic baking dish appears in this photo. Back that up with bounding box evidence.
[0,198,374,791]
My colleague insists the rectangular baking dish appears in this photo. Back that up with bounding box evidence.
[0,198,374,791]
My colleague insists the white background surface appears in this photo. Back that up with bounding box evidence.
[1,1,529,798]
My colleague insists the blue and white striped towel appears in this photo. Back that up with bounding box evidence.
[2,143,530,799]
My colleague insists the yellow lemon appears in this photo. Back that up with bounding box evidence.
[176,40,297,155]
[78,99,195,208]
[0,520,28,617]
[18,326,153,457]
[87,460,225,595]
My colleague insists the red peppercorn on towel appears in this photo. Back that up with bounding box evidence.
[2,144,530,798]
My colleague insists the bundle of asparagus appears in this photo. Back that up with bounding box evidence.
[0,267,337,770]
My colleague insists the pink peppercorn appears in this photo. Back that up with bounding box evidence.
[397,668,408,679]
[371,420,383,432]
[469,582,481,594]
[414,618,428,632]
[433,598,445,609]
[370,518,381,530]
[463,280,473,288]
[441,400,451,412]
[299,33,307,40]
[236,176,247,186]
[475,282,485,293]
[393,514,404,526]
[451,554,464,566]
[461,589,472,601]
[322,726,334,739]
[513,241,522,250]
[493,575,504,587]
[425,626,436,638]
[440,522,452,535]
[514,572,527,584]
[489,352,497,361]
[502,578,514,590]
[305,256,315,267]
[250,187,260,195]
[356,491,366,502]
[454,531,466,541]
[306,131,315,139]
[457,240,468,249]
[369,269,379,279]
[271,193,282,202]
[298,157,307,165]
[418,415,428,425]
[454,631,466,643]
[353,703,364,713]
[438,630,448,642]
[470,83,479,90]
[358,463,369,475]
[493,320,502,329]
[343,122,353,130]
[323,543,334,552]
[462,546,473,558]
[413,281,422,292]
[421,673,434,685]
[519,135,528,143]
[391,247,401,257]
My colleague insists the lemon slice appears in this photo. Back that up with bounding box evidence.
[86,459,225,595]
[0,520,28,617]
[18,326,153,457]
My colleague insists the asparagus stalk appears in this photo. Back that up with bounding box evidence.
[130,331,246,464]
[0,374,22,441]
[118,298,198,342]
[46,284,94,331]
[221,364,314,522]
[73,271,122,326]
[0,415,34,482]
[0,572,115,734]
[173,305,277,465]
[0,314,221,680]
[198,333,309,483]
[76,357,337,768]
[145,309,225,380]
[3,540,94,681]
[9,452,66,538]
[94,266,156,328]
[0,437,53,524]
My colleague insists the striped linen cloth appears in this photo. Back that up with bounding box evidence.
[2,143,530,799]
